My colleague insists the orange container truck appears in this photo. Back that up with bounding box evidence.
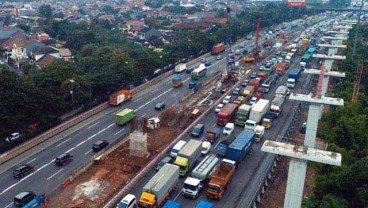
[206,159,236,199]
[109,90,132,106]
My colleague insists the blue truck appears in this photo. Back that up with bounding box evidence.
[162,200,181,208]
[287,69,302,88]
[310,38,317,45]
[216,135,237,157]
[307,47,317,54]
[195,200,214,208]
[226,130,255,166]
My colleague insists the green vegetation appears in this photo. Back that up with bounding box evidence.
[304,25,368,208]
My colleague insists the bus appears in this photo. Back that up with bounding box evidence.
[191,64,207,80]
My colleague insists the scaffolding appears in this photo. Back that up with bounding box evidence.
[129,131,147,157]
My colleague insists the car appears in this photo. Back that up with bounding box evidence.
[156,156,172,171]
[13,164,34,178]
[259,66,265,71]
[117,194,137,208]
[92,140,109,152]
[191,124,205,137]
[217,55,222,60]
[55,153,73,166]
[215,103,224,113]
[186,67,195,74]
[204,61,211,66]
[223,123,235,135]
[230,49,235,53]
[201,141,211,155]
[222,96,232,104]
[250,97,257,105]
[250,72,257,79]
[5,132,20,143]
[242,79,250,87]
[14,191,36,208]
[232,88,241,96]
[276,51,281,56]
[155,102,166,110]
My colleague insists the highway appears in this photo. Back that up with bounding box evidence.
[0,24,270,208]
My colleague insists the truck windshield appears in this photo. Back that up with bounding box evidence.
[183,183,197,191]
[217,114,228,119]
[207,184,221,192]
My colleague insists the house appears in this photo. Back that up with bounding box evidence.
[172,22,213,30]
[0,27,22,45]
[37,54,57,68]
[137,27,163,40]
[59,48,73,62]
[98,14,115,22]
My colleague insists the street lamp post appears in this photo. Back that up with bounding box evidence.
[69,79,75,111]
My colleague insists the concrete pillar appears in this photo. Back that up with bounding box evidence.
[261,186,265,194]
[268,173,272,180]
[257,194,261,203]
[265,179,269,187]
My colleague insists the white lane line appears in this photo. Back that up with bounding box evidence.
[47,168,64,181]
[27,158,36,164]
[87,121,100,129]
[133,97,142,103]
[173,92,180,97]
[114,128,126,136]
[135,88,173,112]
[173,190,183,201]
[183,77,191,83]
[56,137,72,147]
[152,88,159,93]
[212,123,217,127]
[141,114,147,117]
[4,202,13,208]
[85,149,93,155]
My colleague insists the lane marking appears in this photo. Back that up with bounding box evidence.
[85,149,93,155]
[135,88,173,112]
[173,190,183,201]
[141,114,147,117]
[173,92,180,97]
[27,158,36,164]
[87,121,100,129]
[133,97,142,103]
[4,202,13,208]
[47,168,64,181]
[152,88,159,93]
[212,123,217,127]
[56,137,72,147]
[114,128,126,136]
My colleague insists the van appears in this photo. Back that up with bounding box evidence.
[191,124,205,137]
[170,140,187,158]
[55,153,73,166]
[116,194,137,208]
[14,191,36,207]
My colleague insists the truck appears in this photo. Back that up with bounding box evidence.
[255,87,266,99]
[261,75,276,93]
[211,43,225,55]
[216,103,238,126]
[255,125,265,142]
[175,63,187,73]
[109,90,132,106]
[242,85,255,100]
[20,193,48,208]
[300,61,306,69]
[235,104,252,126]
[206,159,236,199]
[310,38,317,45]
[163,200,181,208]
[249,79,261,90]
[287,69,302,88]
[204,127,221,143]
[183,154,219,198]
[233,95,246,105]
[174,139,202,176]
[226,130,255,165]
[216,135,236,157]
[172,75,183,88]
[195,200,214,208]
[248,99,270,124]
[276,62,288,76]
[262,113,276,129]
[139,164,179,208]
[275,85,289,98]
[269,97,285,117]
[115,108,135,125]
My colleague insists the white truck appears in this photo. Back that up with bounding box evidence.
[183,154,219,198]
[175,139,202,176]
[275,85,289,98]
[255,125,265,142]
[269,97,285,117]
[245,99,270,131]
[175,63,187,73]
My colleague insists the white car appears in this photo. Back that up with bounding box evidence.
[222,96,232,104]
[217,55,222,60]
[223,123,235,135]
[250,97,257,105]
[201,141,211,155]
[5,132,20,143]
[117,194,137,208]
[215,103,224,113]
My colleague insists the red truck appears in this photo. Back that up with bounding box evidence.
[211,43,225,55]
[109,90,132,106]
[249,79,261,90]
[216,103,238,126]
[204,127,221,143]
[276,62,288,76]
[207,159,236,199]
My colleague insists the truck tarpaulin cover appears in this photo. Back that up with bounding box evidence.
[288,0,305,7]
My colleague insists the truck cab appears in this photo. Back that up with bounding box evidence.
[244,120,257,131]
[183,177,202,198]
[287,78,296,88]
[255,125,265,142]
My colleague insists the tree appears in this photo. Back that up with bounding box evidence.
[38,5,52,19]
[17,24,30,32]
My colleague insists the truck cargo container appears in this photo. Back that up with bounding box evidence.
[248,99,270,124]
[162,200,181,208]
[195,200,214,208]
[262,113,276,129]
[275,85,289,98]
[115,108,135,125]
[216,135,236,157]
[211,43,225,55]
[204,127,221,143]
[206,159,236,199]
[175,63,187,73]
[175,139,202,176]
[249,79,261,90]
[235,104,252,126]
[287,69,302,88]
[261,75,276,93]
[276,62,288,76]
[255,87,266,99]
[183,154,219,198]
[226,130,255,165]
[242,86,255,100]
[139,164,179,208]
[269,97,285,117]
[109,90,132,106]
[216,103,238,126]
[301,53,312,63]
[172,76,183,88]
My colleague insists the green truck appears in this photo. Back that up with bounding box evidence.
[115,108,135,125]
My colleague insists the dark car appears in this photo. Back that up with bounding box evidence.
[186,67,195,74]
[250,72,257,79]
[92,140,109,152]
[13,164,33,178]
[155,102,166,110]
[204,61,211,66]
[232,88,241,96]
[55,153,73,166]
[242,79,249,87]
[156,156,172,171]
[14,191,36,208]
